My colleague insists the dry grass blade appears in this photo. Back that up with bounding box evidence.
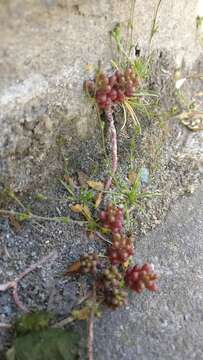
[87,181,104,191]
[111,60,121,71]
[124,100,141,132]
[121,103,127,130]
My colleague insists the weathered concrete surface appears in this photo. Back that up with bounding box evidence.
[0,0,202,190]
[93,186,203,360]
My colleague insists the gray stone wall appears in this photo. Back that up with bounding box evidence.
[0,0,202,191]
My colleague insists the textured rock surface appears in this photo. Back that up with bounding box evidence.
[0,0,202,190]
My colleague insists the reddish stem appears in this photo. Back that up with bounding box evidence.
[88,307,94,360]
[94,231,112,245]
[87,279,96,360]
[105,108,118,190]
[0,251,57,312]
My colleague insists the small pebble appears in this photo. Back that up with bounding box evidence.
[140,167,150,185]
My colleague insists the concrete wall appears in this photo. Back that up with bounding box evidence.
[0,0,202,191]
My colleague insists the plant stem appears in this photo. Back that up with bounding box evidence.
[0,251,57,312]
[148,0,162,52]
[8,190,27,211]
[127,0,136,55]
[95,231,112,245]
[0,209,86,226]
[88,310,94,360]
[88,283,96,360]
[52,316,74,328]
[52,293,91,328]
[96,106,108,159]
[104,108,118,190]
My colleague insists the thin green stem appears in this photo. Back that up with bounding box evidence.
[60,179,76,197]
[0,209,86,226]
[129,0,136,53]
[8,191,27,211]
[148,0,162,52]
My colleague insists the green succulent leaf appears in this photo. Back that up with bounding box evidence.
[15,311,54,335]
[6,328,80,360]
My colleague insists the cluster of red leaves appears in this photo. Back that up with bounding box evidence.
[84,68,139,109]
[125,263,159,293]
[100,204,134,266]
[107,233,134,265]
[66,203,159,310]
[99,204,159,293]
[100,204,124,234]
